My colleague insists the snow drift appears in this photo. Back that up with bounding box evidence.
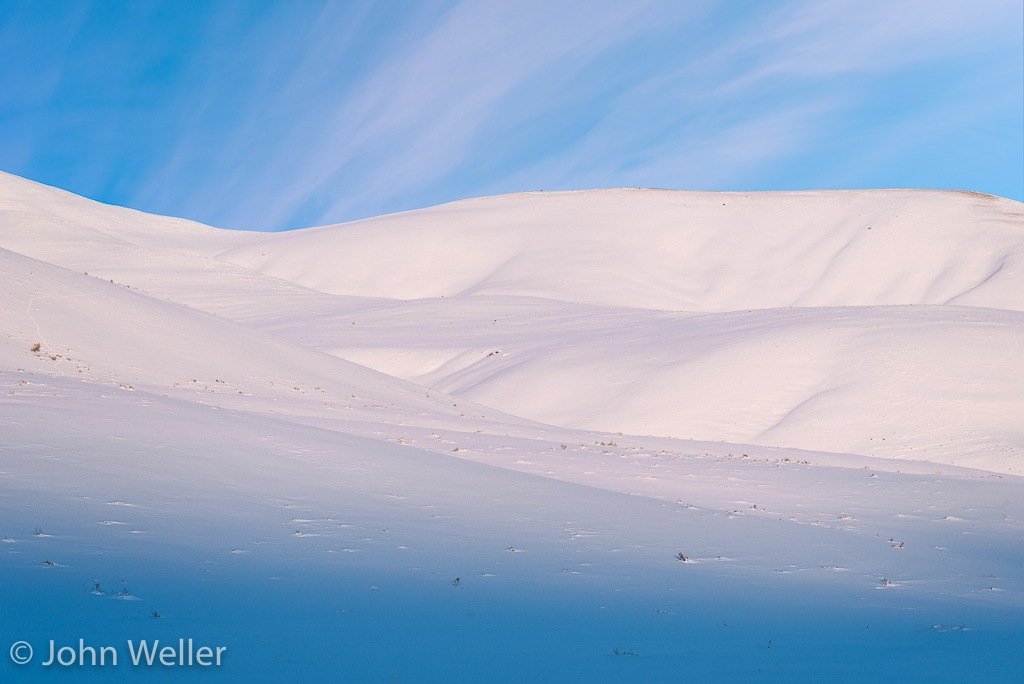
[2,172,1022,681]
[2,173,1022,474]
[216,187,1024,312]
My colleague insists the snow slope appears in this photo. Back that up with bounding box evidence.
[215,188,1024,311]
[213,187,1024,473]
[0,248,521,435]
[226,293,1024,473]
[6,174,1022,472]
[1,172,1022,681]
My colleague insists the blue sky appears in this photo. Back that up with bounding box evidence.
[1,0,1021,232]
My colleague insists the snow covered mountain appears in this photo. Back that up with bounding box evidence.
[2,171,1021,681]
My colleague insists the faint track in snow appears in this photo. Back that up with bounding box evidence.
[962,325,1020,425]
[23,290,88,379]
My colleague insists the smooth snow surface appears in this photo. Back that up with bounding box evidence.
[2,171,1022,681]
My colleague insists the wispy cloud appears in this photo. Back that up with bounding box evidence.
[131,0,715,229]
[477,0,1023,201]
[265,0,698,227]
[2,0,1020,230]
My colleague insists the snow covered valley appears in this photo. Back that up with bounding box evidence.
[1,172,1022,681]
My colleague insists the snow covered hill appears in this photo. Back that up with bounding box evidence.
[2,171,1022,681]
[4,173,1022,473]
[216,187,1024,311]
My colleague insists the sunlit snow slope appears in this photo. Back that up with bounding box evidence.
[3,172,1023,681]
[212,187,1023,473]
[3,174,1022,473]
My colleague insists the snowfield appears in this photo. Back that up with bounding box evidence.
[1,171,1021,681]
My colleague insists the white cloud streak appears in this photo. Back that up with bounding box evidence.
[475,0,1023,201]
[267,0,690,227]
[122,0,1021,229]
